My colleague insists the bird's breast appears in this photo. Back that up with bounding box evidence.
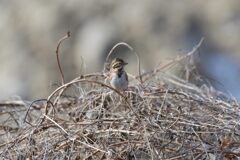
[110,73,128,90]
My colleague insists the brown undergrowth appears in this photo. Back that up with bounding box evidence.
[0,38,240,160]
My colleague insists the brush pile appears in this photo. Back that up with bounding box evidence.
[1,40,240,159]
[1,69,240,160]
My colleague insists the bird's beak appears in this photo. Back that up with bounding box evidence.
[124,62,128,65]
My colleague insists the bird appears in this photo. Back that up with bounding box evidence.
[109,58,128,91]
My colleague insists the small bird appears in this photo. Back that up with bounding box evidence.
[109,58,128,91]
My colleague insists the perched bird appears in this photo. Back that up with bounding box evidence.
[109,58,128,91]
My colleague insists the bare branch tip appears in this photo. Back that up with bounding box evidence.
[67,31,71,37]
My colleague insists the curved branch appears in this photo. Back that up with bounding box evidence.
[55,31,71,85]
[105,42,142,83]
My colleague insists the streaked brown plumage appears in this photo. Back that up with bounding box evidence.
[110,58,128,91]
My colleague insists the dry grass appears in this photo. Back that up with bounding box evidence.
[1,39,240,160]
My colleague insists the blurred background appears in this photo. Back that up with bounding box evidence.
[1,0,240,100]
